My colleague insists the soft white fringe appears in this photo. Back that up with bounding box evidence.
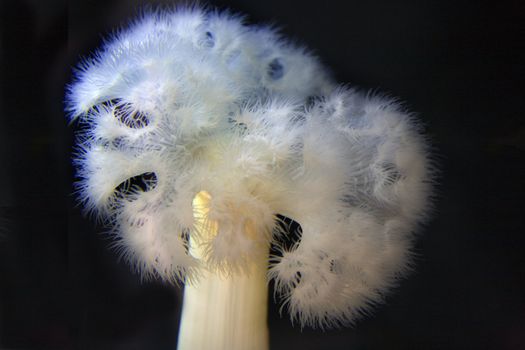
[67,7,433,328]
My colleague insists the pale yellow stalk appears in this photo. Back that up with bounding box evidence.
[177,191,269,350]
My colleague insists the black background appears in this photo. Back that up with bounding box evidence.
[1,0,524,349]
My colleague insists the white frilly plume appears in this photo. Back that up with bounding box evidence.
[67,7,433,327]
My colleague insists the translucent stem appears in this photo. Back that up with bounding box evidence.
[177,192,269,350]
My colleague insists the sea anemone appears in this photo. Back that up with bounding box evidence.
[67,7,433,350]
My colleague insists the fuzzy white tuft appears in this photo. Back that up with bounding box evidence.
[269,89,433,327]
[67,7,433,327]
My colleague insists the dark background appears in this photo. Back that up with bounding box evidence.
[1,0,524,349]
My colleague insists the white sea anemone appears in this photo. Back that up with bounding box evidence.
[67,6,433,350]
